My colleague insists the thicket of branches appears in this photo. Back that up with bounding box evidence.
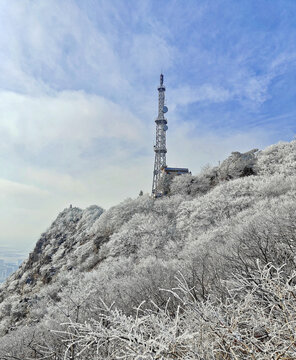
[1,264,295,359]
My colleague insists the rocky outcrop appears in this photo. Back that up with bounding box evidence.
[219,149,258,180]
[0,205,104,333]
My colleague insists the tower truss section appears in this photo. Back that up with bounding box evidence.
[152,74,168,195]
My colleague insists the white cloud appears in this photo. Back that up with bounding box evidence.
[0,90,147,155]
[0,0,129,95]
[0,178,49,198]
[129,33,175,74]
[170,84,231,108]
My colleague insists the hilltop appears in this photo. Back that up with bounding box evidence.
[0,140,296,359]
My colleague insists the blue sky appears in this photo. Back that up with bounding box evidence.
[0,0,296,251]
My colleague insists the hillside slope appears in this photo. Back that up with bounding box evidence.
[0,140,296,358]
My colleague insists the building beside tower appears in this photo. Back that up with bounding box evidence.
[152,74,189,196]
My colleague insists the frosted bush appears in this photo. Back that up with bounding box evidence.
[257,140,296,175]
[51,265,296,360]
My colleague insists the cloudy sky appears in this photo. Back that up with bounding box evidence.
[1,0,296,251]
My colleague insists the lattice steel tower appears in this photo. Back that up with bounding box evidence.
[152,74,168,195]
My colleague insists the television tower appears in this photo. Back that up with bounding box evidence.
[152,74,168,195]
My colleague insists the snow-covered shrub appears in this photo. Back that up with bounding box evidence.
[170,149,258,198]
[256,140,296,175]
[47,264,296,360]
[90,195,154,236]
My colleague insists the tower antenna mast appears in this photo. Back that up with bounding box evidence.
[152,74,168,195]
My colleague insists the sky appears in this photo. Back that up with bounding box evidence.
[1,0,296,251]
